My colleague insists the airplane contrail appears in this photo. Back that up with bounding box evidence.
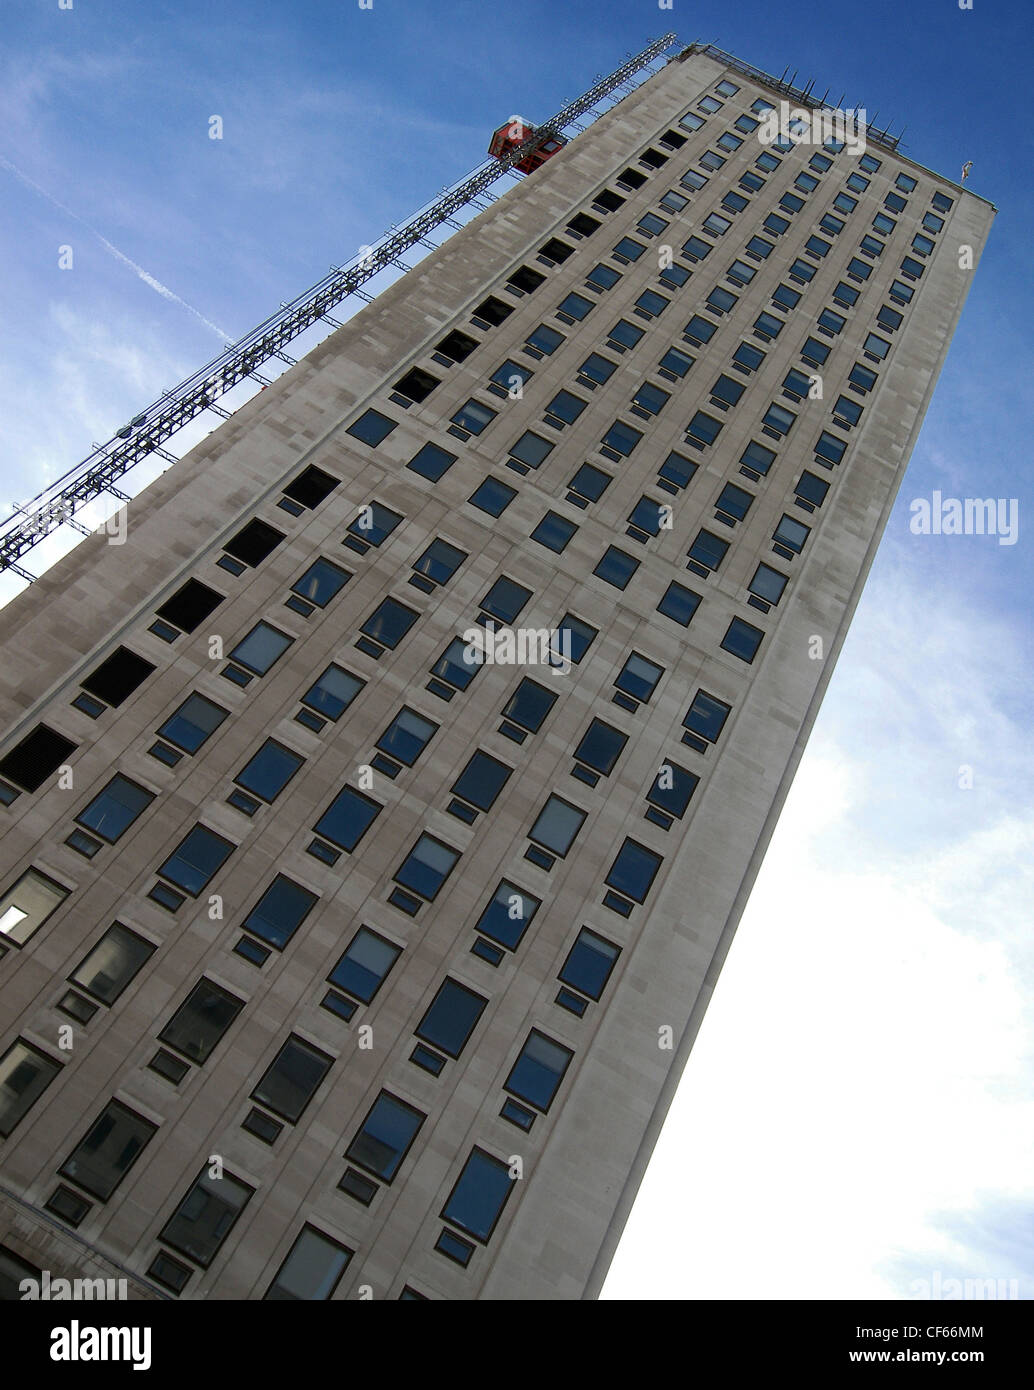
[0,155,233,342]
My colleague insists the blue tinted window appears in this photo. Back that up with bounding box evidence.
[721,618,764,663]
[688,529,728,570]
[376,708,438,765]
[291,559,350,607]
[606,839,663,902]
[346,1091,424,1182]
[684,691,731,742]
[468,477,516,516]
[716,481,752,519]
[502,679,556,733]
[347,503,403,547]
[346,410,397,447]
[529,795,586,856]
[158,825,235,895]
[505,1031,573,1112]
[158,693,228,753]
[657,582,700,627]
[658,347,694,377]
[526,323,564,354]
[490,359,533,392]
[628,496,665,535]
[329,927,400,1002]
[574,719,627,776]
[361,598,419,649]
[686,410,723,444]
[431,637,483,690]
[546,390,587,424]
[252,1035,333,1123]
[314,787,382,850]
[579,353,618,385]
[76,775,154,843]
[509,431,554,469]
[416,978,487,1057]
[608,318,644,347]
[647,761,699,817]
[593,546,639,589]
[451,751,512,810]
[481,577,531,624]
[741,440,776,474]
[229,622,293,675]
[243,875,318,950]
[474,881,540,951]
[413,538,466,586]
[302,665,364,721]
[569,463,612,502]
[749,563,788,605]
[531,511,577,553]
[557,292,593,320]
[451,399,497,435]
[442,1149,514,1243]
[615,652,663,702]
[406,443,457,482]
[774,514,811,552]
[586,263,621,290]
[601,420,643,456]
[236,740,303,802]
[554,614,597,664]
[559,928,619,999]
[396,834,459,901]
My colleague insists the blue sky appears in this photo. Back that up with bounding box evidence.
[1,0,1031,1299]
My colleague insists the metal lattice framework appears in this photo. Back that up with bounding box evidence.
[1,33,678,580]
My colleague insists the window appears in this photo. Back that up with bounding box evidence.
[716,131,742,153]
[480,576,531,625]
[157,693,228,753]
[659,188,688,212]
[540,236,574,263]
[872,212,896,236]
[346,409,397,447]
[601,420,643,457]
[931,191,953,213]
[647,761,699,819]
[157,825,235,897]
[243,875,318,950]
[679,110,705,132]
[159,1168,253,1267]
[773,514,811,554]
[502,679,557,734]
[451,750,512,812]
[795,171,819,193]
[301,665,364,722]
[155,579,223,635]
[815,431,848,465]
[376,708,438,766]
[508,430,554,470]
[796,470,830,507]
[59,1101,157,1201]
[222,519,286,569]
[863,333,892,360]
[688,528,729,573]
[557,291,594,321]
[832,279,859,307]
[346,503,403,549]
[711,374,745,407]
[727,258,756,285]
[586,262,622,290]
[441,1149,515,1244]
[159,978,244,1065]
[416,978,487,1058]
[228,622,293,676]
[895,171,918,192]
[858,153,881,173]
[346,1092,425,1183]
[780,192,806,214]
[568,463,612,504]
[453,390,501,431]
[578,352,618,386]
[911,233,935,256]
[468,477,517,517]
[559,927,619,1001]
[393,367,439,403]
[849,362,878,392]
[635,290,669,318]
[0,1039,61,1136]
[847,256,873,280]
[606,838,663,903]
[545,390,587,425]
[749,563,789,605]
[530,511,577,553]
[360,597,420,649]
[805,235,831,259]
[474,881,541,952]
[608,318,645,348]
[0,724,77,794]
[505,1031,573,1114]
[0,867,69,948]
[70,922,155,1005]
[762,403,797,437]
[686,410,724,446]
[699,150,725,171]
[756,151,781,173]
[593,546,639,589]
[705,286,737,315]
[526,323,565,355]
[801,336,831,367]
[900,256,925,279]
[615,652,663,703]
[395,834,459,902]
[81,647,155,708]
[313,786,382,851]
[329,927,400,1003]
[252,1035,333,1123]
[702,212,731,237]
[75,774,154,844]
[834,390,865,423]
[430,636,483,692]
[721,617,763,664]
[234,740,303,804]
[574,719,627,777]
[529,795,586,857]
[738,441,776,478]
[715,482,753,522]
[684,314,717,345]
[627,496,666,537]
[555,614,597,663]
[632,382,670,417]
[819,213,844,236]
[657,581,701,627]
[264,1227,352,1301]
[658,347,695,378]
[282,466,338,510]
[859,235,884,257]
[833,191,858,214]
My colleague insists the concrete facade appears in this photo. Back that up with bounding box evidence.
[0,45,994,1300]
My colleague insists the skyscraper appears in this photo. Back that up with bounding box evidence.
[0,41,994,1301]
